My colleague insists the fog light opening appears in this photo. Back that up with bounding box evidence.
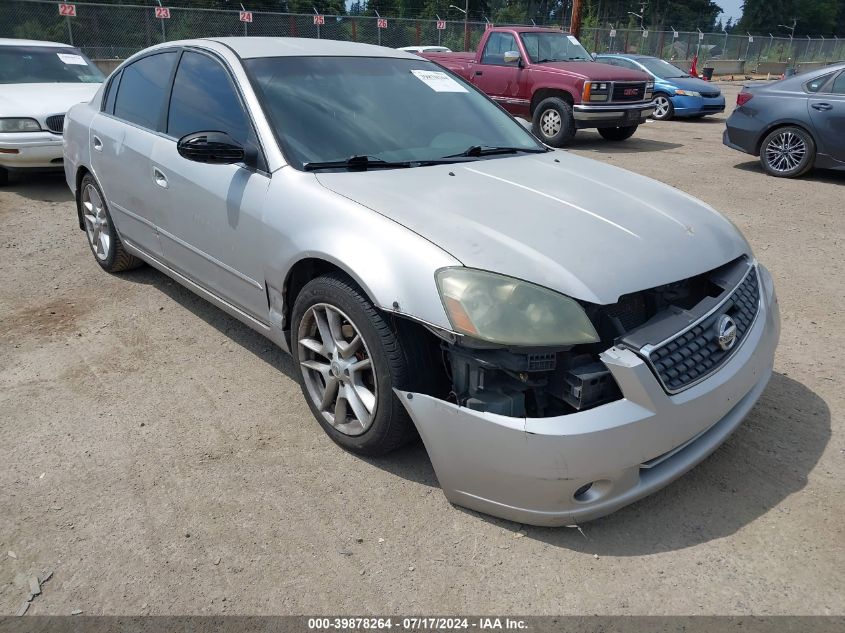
[573,479,612,503]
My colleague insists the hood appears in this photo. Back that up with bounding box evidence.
[316,152,749,305]
[662,75,720,94]
[536,60,650,81]
[0,83,101,119]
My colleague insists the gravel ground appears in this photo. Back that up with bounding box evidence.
[1,83,843,616]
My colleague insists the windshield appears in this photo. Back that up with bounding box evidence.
[519,32,592,62]
[637,57,689,78]
[0,46,104,84]
[245,56,543,169]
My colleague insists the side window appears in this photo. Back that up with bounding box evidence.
[829,72,845,95]
[167,51,250,146]
[805,73,834,93]
[617,59,639,70]
[113,52,178,130]
[103,69,121,114]
[481,33,519,65]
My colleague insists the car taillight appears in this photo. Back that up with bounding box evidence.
[736,92,753,106]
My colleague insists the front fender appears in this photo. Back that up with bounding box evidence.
[261,168,462,331]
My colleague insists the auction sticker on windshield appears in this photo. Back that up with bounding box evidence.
[57,52,87,65]
[410,69,468,93]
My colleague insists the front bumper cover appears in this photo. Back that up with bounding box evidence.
[0,132,64,169]
[397,265,780,526]
[573,102,654,128]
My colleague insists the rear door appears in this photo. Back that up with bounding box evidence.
[151,49,270,318]
[472,32,526,114]
[90,51,178,256]
[808,71,845,162]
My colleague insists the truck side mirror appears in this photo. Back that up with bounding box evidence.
[503,51,521,65]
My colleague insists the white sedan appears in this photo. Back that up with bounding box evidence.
[0,38,103,186]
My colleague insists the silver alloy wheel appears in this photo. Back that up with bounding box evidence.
[540,108,562,138]
[298,303,378,436]
[81,183,111,261]
[652,95,671,119]
[764,130,806,173]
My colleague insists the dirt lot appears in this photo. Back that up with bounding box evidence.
[1,83,843,616]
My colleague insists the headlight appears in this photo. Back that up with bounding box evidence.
[583,81,609,102]
[674,89,701,97]
[0,118,42,132]
[435,268,600,346]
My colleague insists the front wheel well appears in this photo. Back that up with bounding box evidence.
[530,88,574,116]
[283,258,349,330]
[755,122,816,156]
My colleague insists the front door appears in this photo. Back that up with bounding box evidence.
[151,50,270,319]
[473,31,526,115]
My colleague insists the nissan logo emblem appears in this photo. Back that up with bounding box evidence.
[716,315,738,351]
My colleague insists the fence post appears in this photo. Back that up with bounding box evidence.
[415,21,420,46]
[351,17,357,42]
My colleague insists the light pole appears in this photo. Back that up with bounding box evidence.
[155,0,166,42]
[449,2,468,52]
[779,19,796,62]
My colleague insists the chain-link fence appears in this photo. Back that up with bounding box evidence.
[582,27,845,68]
[2,0,844,70]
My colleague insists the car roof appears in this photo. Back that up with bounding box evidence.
[0,38,76,48]
[194,37,419,60]
[598,53,652,60]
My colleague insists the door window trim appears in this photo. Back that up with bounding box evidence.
[480,32,522,67]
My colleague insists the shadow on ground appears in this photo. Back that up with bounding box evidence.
[115,265,829,554]
[733,160,845,184]
[4,170,72,202]
[572,132,683,153]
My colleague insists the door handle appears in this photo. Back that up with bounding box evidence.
[812,103,833,111]
[475,71,483,76]
[153,167,168,189]
[92,136,103,152]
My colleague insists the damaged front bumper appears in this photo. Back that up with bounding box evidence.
[397,265,780,526]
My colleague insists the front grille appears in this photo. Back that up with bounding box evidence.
[700,91,720,98]
[643,267,760,393]
[45,114,65,134]
[612,82,646,102]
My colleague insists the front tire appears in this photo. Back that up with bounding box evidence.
[0,167,8,187]
[651,94,674,120]
[598,124,639,141]
[759,126,815,178]
[292,273,430,456]
[532,97,577,147]
[78,174,143,272]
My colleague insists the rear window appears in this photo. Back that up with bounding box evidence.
[0,46,104,84]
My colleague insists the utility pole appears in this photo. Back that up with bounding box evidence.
[570,0,583,38]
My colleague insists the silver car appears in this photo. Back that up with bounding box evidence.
[64,38,780,526]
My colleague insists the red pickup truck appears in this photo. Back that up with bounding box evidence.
[423,27,655,147]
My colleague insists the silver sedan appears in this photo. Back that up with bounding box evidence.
[63,37,779,525]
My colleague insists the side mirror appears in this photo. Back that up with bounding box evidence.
[591,52,597,60]
[503,50,521,65]
[177,131,256,166]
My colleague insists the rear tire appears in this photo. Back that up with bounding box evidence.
[0,167,8,187]
[292,273,437,456]
[532,97,577,147]
[759,126,815,178]
[78,174,143,272]
[598,124,639,141]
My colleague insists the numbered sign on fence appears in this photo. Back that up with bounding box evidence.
[748,36,754,43]
[698,31,704,40]
[436,20,446,30]
[485,22,494,30]
[155,7,170,19]
[609,28,616,38]
[672,30,678,38]
[313,14,325,25]
[377,18,388,29]
[240,11,253,23]
[642,30,648,39]
[58,3,76,17]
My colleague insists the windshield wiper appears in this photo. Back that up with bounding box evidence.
[303,155,413,171]
[443,145,548,158]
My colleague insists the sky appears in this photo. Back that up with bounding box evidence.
[717,0,744,23]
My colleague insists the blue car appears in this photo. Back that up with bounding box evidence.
[596,54,725,120]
